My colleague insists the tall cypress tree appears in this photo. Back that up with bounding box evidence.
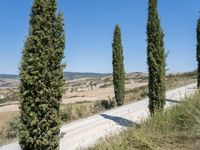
[19,0,65,149]
[197,17,200,88]
[112,25,125,106]
[147,0,166,114]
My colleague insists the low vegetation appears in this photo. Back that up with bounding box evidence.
[166,71,197,90]
[125,71,196,103]
[125,85,148,103]
[0,100,113,146]
[0,90,19,105]
[91,92,200,150]
[60,101,105,123]
[0,71,197,146]
[0,112,19,145]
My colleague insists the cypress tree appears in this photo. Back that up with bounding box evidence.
[112,25,125,106]
[19,0,65,149]
[147,0,166,114]
[197,17,200,88]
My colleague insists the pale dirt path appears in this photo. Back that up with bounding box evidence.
[0,105,19,113]
[0,83,197,150]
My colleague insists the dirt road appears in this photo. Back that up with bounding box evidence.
[0,83,197,150]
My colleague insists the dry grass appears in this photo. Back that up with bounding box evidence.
[60,100,109,123]
[0,71,197,146]
[0,111,19,145]
[125,71,196,103]
[0,111,19,129]
[91,92,200,150]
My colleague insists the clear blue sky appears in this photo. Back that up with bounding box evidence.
[0,0,199,74]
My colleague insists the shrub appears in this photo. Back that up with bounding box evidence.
[101,97,116,109]
[0,116,19,145]
[60,105,73,122]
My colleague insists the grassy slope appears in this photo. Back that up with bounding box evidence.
[91,92,200,150]
[125,71,196,103]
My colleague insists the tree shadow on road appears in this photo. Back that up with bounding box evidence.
[166,99,182,104]
[100,114,139,127]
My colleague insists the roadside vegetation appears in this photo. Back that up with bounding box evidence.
[125,71,197,103]
[0,71,196,146]
[0,112,19,145]
[90,91,200,150]
[0,89,19,105]
[0,99,114,146]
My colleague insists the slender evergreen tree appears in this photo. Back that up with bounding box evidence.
[112,25,125,106]
[197,16,200,88]
[19,0,65,149]
[147,0,166,114]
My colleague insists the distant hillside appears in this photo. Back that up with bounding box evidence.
[64,72,111,80]
[0,72,110,80]
[0,74,18,79]
[0,71,196,80]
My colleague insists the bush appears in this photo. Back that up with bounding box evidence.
[0,116,19,145]
[60,105,73,122]
[76,106,87,118]
[92,101,105,113]
[5,117,19,139]
[101,97,116,109]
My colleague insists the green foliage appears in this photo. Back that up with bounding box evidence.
[147,0,166,114]
[19,0,65,149]
[60,105,73,122]
[112,25,125,106]
[197,17,200,88]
